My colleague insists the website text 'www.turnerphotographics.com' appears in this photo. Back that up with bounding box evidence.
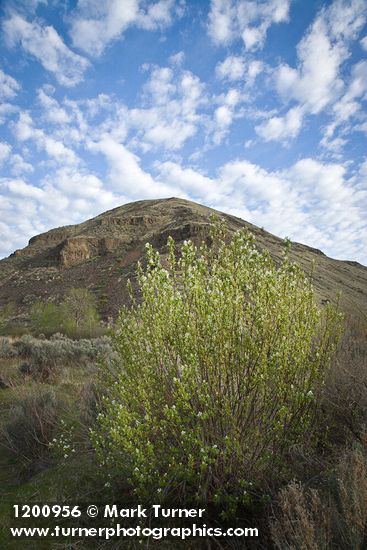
[10,504,259,541]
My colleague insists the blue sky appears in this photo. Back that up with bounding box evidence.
[0,0,366,264]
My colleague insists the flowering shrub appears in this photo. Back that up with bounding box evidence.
[92,222,342,509]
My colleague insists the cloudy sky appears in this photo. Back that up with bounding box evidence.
[0,0,366,264]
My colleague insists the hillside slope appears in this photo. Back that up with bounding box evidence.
[0,197,366,324]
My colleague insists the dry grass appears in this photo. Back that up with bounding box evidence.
[271,431,367,550]
[335,431,367,549]
[271,481,332,550]
[271,317,367,549]
[321,318,367,444]
[0,387,63,474]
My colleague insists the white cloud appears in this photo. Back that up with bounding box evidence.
[0,142,12,163]
[208,0,290,50]
[69,0,179,57]
[24,64,207,153]
[155,161,216,200]
[51,168,103,198]
[321,60,367,149]
[0,68,20,98]
[37,88,71,124]
[70,0,139,56]
[361,35,367,50]
[216,55,246,80]
[216,55,265,90]
[211,88,242,144]
[275,21,345,114]
[12,111,79,166]
[137,0,177,30]
[6,0,47,12]
[256,106,304,141]
[3,177,44,200]
[0,103,18,125]
[142,66,176,105]
[247,60,264,85]
[215,105,233,127]
[0,142,33,175]
[218,159,299,220]
[8,154,34,175]
[11,111,34,141]
[87,136,177,198]
[19,63,207,154]
[169,51,185,66]
[221,158,366,261]
[259,0,367,143]
[345,60,367,101]
[0,69,20,126]
[326,0,367,41]
[128,65,206,150]
[3,14,89,86]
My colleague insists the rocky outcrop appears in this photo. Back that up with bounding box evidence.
[99,215,155,227]
[153,222,211,248]
[12,248,33,257]
[59,237,91,267]
[58,236,123,267]
[29,228,71,247]
[10,228,73,259]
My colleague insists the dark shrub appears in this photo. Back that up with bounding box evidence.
[0,375,9,389]
[19,362,32,375]
[1,390,62,469]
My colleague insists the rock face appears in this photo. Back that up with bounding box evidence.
[0,197,366,323]
[59,237,123,267]
[59,237,92,267]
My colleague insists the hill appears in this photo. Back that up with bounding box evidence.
[0,197,366,325]
[0,197,366,549]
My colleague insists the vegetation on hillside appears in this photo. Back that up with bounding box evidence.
[0,303,15,335]
[30,288,102,338]
[0,222,366,549]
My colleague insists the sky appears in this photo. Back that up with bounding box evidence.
[0,0,366,264]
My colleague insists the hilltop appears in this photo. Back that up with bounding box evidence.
[0,197,366,325]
